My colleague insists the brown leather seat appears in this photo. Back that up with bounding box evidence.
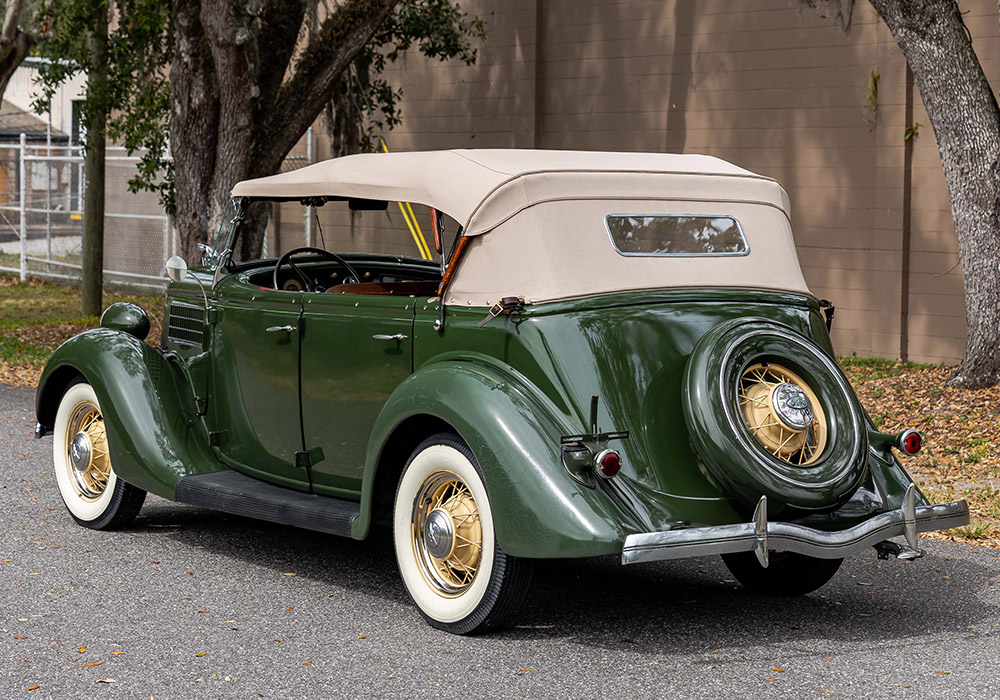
[327,280,439,296]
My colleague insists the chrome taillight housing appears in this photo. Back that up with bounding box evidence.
[594,449,622,478]
[898,429,922,455]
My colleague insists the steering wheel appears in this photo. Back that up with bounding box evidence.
[272,247,362,292]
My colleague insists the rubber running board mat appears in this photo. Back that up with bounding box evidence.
[175,470,359,537]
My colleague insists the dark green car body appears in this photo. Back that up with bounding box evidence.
[35,150,968,585]
[35,262,926,559]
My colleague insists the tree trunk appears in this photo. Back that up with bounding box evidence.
[868,0,1000,388]
[170,0,221,266]
[0,0,33,102]
[170,0,398,264]
[81,14,108,317]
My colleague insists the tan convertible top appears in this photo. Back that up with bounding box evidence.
[231,149,791,235]
[231,150,810,302]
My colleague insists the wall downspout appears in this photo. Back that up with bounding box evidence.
[533,0,544,149]
[900,62,914,362]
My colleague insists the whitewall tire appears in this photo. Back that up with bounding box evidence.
[393,433,531,634]
[53,381,146,529]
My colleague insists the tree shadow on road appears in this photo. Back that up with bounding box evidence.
[136,498,1000,657]
[514,542,1000,656]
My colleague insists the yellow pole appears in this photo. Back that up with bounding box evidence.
[404,201,433,259]
[396,201,431,261]
[380,139,433,260]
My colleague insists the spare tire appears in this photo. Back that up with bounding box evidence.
[682,317,868,511]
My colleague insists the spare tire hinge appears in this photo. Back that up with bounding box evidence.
[818,299,835,331]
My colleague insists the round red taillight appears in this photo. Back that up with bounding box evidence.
[899,429,922,455]
[594,449,621,478]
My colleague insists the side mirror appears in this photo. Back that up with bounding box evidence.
[166,255,188,282]
[166,254,210,315]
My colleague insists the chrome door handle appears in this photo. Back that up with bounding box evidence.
[266,325,296,333]
[372,333,408,342]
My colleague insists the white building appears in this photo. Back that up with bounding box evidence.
[1,56,87,144]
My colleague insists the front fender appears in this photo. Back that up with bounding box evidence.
[36,328,222,499]
[357,359,637,558]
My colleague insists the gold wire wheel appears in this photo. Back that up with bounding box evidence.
[738,362,828,466]
[410,471,484,597]
[63,400,112,500]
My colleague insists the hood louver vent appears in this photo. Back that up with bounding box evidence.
[167,301,205,346]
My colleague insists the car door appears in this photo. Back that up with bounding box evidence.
[299,291,415,497]
[209,275,309,491]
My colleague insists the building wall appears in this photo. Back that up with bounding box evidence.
[361,0,993,364]
[4,58,87,140]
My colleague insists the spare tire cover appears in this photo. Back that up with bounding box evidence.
[682,317,868,511]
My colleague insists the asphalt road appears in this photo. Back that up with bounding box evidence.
[2,385,999,699]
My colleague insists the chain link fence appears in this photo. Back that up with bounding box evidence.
[0,129,314,292]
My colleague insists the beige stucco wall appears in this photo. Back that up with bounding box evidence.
[334,0,989,365]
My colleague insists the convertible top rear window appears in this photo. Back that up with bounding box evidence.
[605,214,748,257]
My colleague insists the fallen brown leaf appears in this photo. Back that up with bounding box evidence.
[842,360,1000,548]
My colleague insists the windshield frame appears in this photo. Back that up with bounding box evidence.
[205,197,249,271]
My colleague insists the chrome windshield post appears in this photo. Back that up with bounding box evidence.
[202,196,248,272]
[197,242,215,268]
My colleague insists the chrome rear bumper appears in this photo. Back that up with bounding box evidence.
[622,485,969,566]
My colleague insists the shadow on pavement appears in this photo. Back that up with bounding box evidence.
[134,496,998,656]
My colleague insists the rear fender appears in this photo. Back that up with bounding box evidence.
[36,328,221,499]
[357,359,635,558]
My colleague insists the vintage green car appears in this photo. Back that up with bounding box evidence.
[35,150,968,634]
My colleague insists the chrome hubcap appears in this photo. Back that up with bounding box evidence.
[411,471,484,596]
[423,508,455,559]
[771,382,814,431]
[70,432,93,472]
[64,400,111,500]
[737,363,828,466]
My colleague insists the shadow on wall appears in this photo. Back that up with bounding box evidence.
[381,0,693,151]
[365,1,938,359]
[664,0,695,154]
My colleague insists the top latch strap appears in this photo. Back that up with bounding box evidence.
[477,296,525,327]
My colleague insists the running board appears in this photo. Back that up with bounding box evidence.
[175,470,359,537]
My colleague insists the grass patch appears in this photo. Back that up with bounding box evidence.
[0,275,163,329]
[966,486,1000,521]
[0,332,53,367]
[952,519,994,540]
[963,445,991,465]
[842,355,1000,549]
[837,354,938,381]
[0,274,163,387]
